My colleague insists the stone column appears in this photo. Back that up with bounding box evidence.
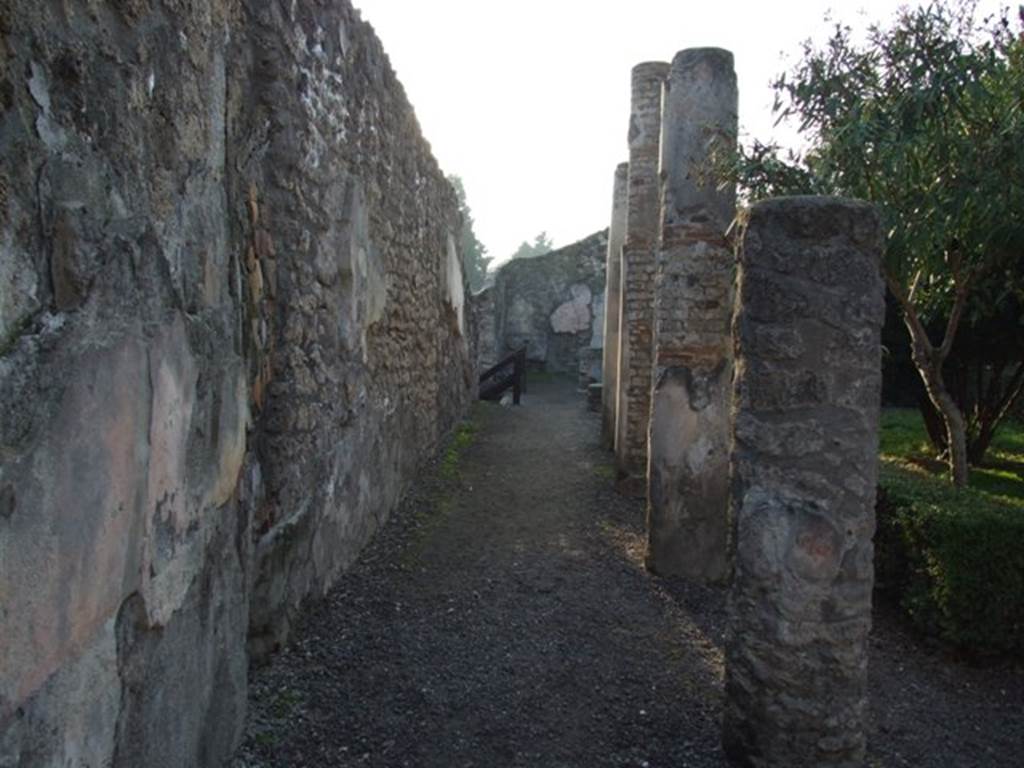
[723,197,885,768]
[601,162,629,449]
[615,61,669,485]
[646,48,737,581]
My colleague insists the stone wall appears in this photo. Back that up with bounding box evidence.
[0,1,475,766]
[234,0,475,661]
[472,284,498,371]
[489,231,607,374]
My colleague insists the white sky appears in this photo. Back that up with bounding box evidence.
[352,0,1006,266]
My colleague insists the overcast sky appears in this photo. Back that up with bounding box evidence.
[352,0,1005,267]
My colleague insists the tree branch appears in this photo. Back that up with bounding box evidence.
[936,276,970,363]
[907,268,924,304]
[885,266,935,355]
[992,360,1024,426]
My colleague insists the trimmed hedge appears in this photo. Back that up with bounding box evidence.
[875,461,1024,657]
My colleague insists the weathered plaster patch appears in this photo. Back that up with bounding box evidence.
[550,283,592,335]
[444,232,466,337]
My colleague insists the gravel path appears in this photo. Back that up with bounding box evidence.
[233,376,1023,768]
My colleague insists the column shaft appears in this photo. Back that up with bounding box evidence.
[724,196,885,768]
[615,61,669,483]
[601,162,629,449]
[646,48,737,581]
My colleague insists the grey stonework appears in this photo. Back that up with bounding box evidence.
[646,49,737,582]
[488,231,607,374]
[0,1,475,766]
[723,197,885,768]
[473,284,499,371]
[601,162,629,449]
[616,61,669,481]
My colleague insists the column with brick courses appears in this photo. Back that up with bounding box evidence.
[646,48,737,581]
[615,61,669,487]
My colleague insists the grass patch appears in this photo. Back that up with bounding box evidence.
[253,730,278,748]
[440,418,479,481]
[592,462,616,481]
[400,412,483,568]
[268,687,303,719]
[880,408,1024,506]
[879,408,935,457]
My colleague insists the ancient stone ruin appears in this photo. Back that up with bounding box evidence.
[479,231,607,377]
[616,62,669,485]
[646,48,737,581]
[600,162,629,448]
[1,1,890,763]
[599,49,885,766]
[1,1,474,765]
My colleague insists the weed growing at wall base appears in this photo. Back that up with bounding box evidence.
[440,418,479,481]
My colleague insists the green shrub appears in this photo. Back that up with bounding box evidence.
[876,462,1024,657]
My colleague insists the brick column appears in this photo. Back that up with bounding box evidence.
[615,61,669,485]
[723,196,885,767]
[601,162,629,449]
[646,48,737,581]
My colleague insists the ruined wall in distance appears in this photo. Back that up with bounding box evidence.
[473,284,499,371]
[490,230,607,374]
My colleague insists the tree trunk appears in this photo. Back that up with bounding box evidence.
[919,394,949,455]
[886,268,972,487]
[905,320,970,487]
[968,361,1024,464]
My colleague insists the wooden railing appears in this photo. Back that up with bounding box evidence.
[479,346,527,405]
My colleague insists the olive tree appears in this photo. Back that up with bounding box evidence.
[724,1,1024,485]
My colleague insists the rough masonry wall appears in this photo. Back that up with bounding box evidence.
[234,0,475,660]
[0,3,248,765]
[0,1,474,766]
[491,230,607,374]
[473,284,498,371]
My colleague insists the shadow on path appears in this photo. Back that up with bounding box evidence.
[234,376,728,767]
[234,376,1023,768]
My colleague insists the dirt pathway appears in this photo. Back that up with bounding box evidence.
[233,376,1022,768]
[234,377,729,767]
